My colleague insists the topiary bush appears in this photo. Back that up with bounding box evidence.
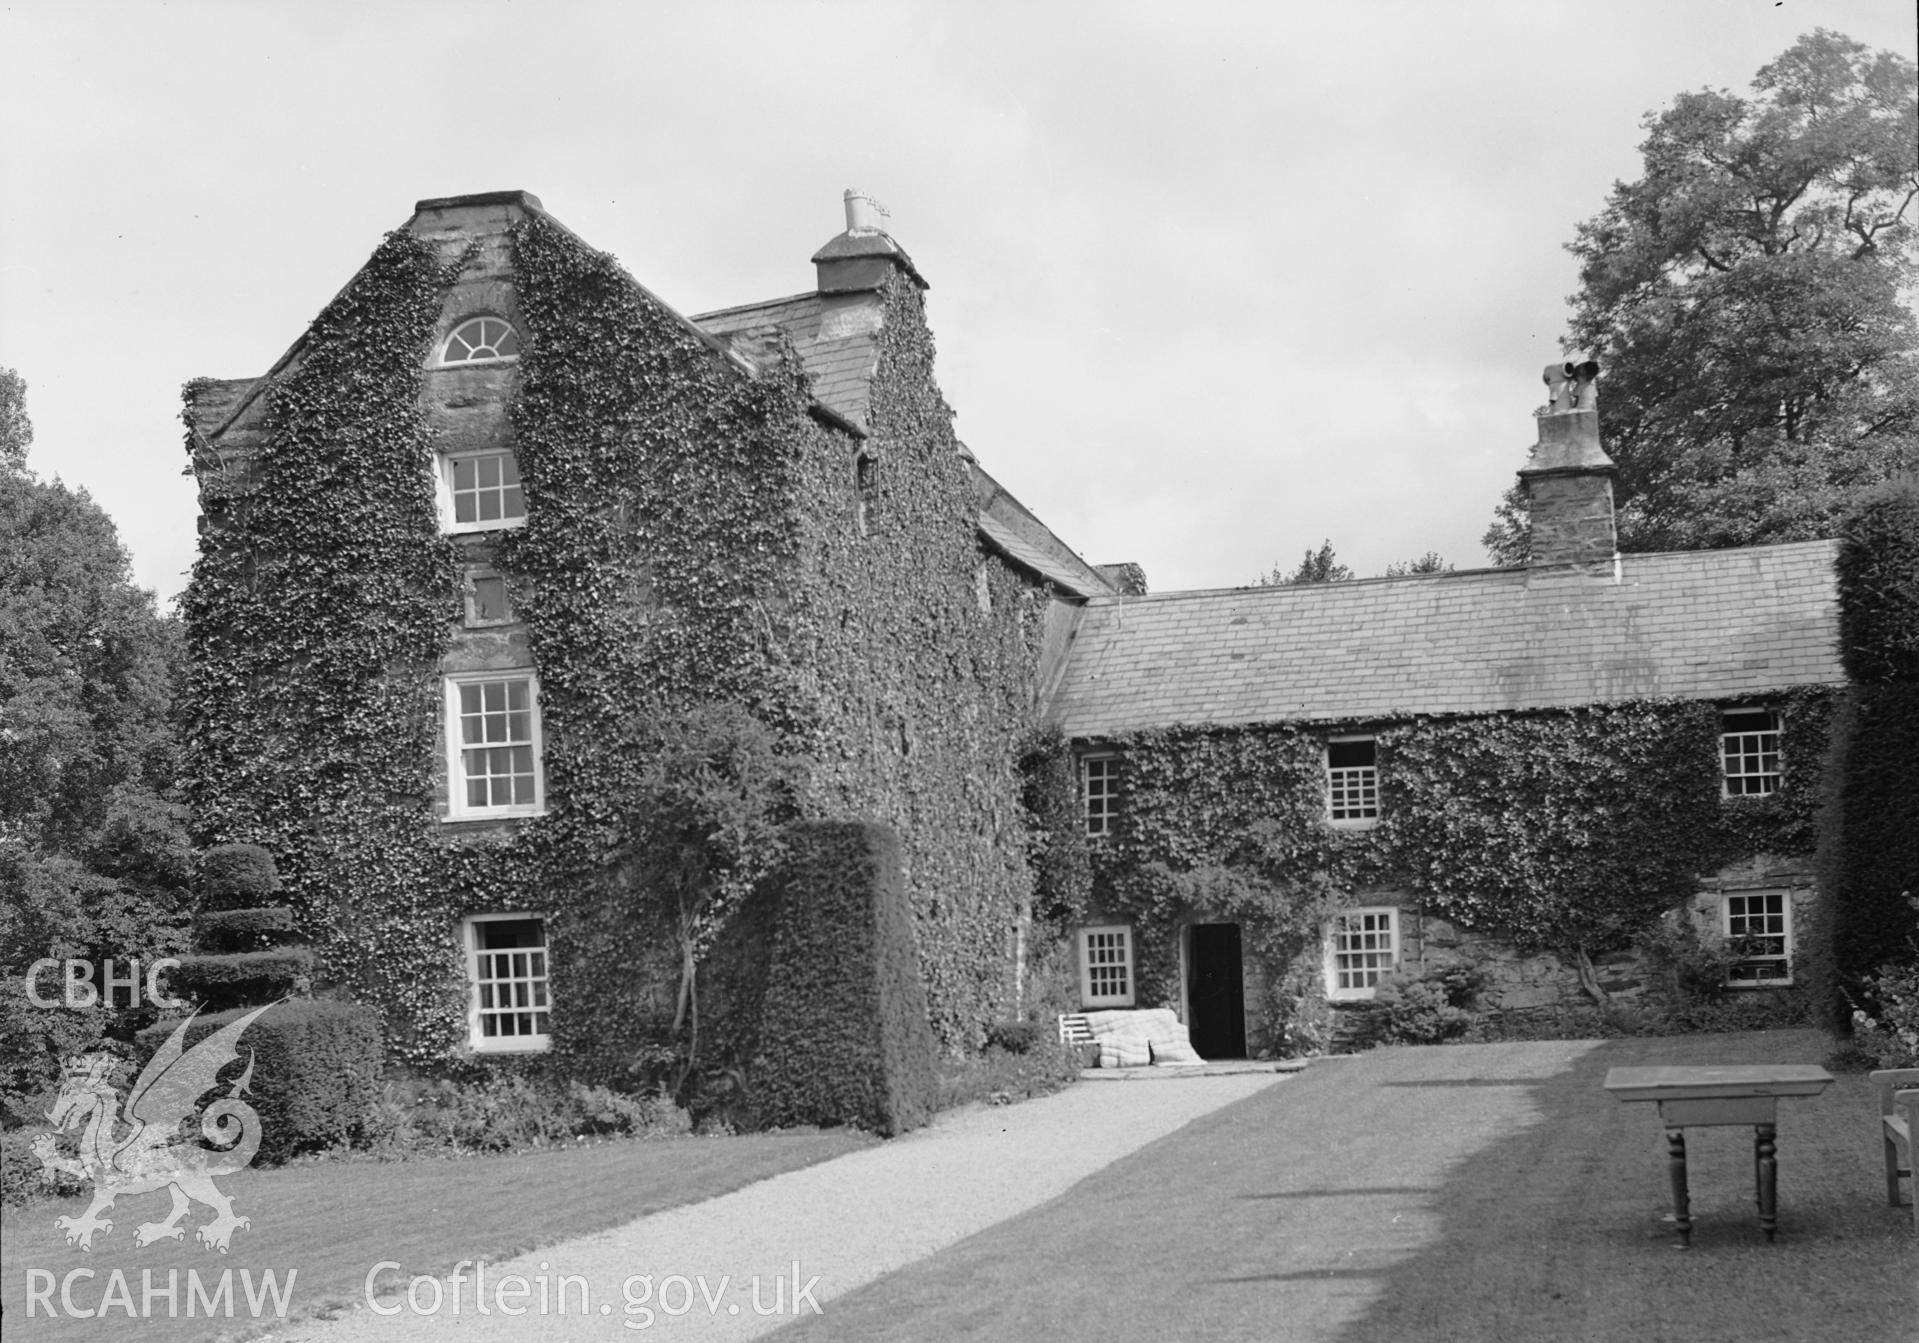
[752,821,938,1136]
[165,949,314,1006]
[166,843,312,1011]
[195,843,285,912]
[193,907,298,952]
[134,998,382,1163]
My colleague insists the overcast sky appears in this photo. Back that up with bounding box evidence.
[3,1,1914,606]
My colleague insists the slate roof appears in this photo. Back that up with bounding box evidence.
[1049,540,1843,738]
[692,292,878,431]
[977,514,1105,598]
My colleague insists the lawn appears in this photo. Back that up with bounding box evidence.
[3,1127,870,1343]
[773,1030,1916,1342]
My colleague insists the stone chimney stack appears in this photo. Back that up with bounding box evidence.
[812,188,927,298]
[1518,359,1617,567]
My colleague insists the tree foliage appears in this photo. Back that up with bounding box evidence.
[1258,539,1353,586]
[1487,30,1919,564]
[0,370,191,1115]
[610,702,800,1085]
[0,367,31,474]
[1384,551,1451,577]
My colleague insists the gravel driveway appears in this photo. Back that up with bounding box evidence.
[280,1069,1289,1341]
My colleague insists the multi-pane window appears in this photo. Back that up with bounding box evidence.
[1724,892,1792,985]
[1721,709,1781,796]
[1082,755,1119,837]
[465,914,550,1050]
[441,316,520,364]
[444,450,526,531]
[1327,737,1379,825]
[447,674,542,817]
[1327,908,1398,1000]
[1077,925,1135,1007]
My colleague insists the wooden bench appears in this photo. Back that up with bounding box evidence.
[1057,1013,1093,1046]
[1869,1068,1919,1232]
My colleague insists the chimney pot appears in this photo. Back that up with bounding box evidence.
[844,189,883,234]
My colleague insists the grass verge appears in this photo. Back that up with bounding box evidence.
[2,1128,869,1343]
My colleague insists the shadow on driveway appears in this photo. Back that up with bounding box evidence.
[770,1030,1915,1342]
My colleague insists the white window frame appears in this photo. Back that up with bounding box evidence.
[1077,924,1136,1008]
[462,912,551,1052]
[444,671,545,820]
[1720,708,1782,798]
[1326,735,1380,828]
[438,448,527,534]
[462,568,513,628]
[1325,907,1399,1001]
[438,315,521,367]
[1081,754,1119,838]
[1722,890,1793,987]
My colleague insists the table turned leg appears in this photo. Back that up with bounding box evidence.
[1756,1122,1778,1242]
[1666,1127,1692,1247]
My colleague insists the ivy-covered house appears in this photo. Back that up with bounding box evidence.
[179,190,1123,1073]
[1048,362,1846,1055]
[180,188,1850,1074]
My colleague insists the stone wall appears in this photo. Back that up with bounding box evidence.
[1350,852,1816,1017]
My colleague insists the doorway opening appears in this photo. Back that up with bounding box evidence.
[1186,922,1246,1060]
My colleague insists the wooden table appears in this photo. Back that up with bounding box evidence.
[1604,1065,1833,1246]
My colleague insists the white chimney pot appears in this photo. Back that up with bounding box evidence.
[844,189,882,234]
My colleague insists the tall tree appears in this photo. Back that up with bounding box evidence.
[0,367,30,474]
[1258,540,1353,586]
[1486,30,1918,564]
[0,370,190,1111]
[1385,551,1452,577]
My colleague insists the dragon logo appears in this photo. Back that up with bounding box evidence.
[31,1003,276,1253]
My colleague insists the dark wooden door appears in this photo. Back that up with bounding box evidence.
[1188,922,1246,1060]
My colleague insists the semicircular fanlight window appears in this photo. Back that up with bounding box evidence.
[442,316,520,363]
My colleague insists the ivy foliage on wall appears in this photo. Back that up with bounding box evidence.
[181,230,465,1058]
[759,268,1052,1049]
[1088,690,1834,1032]
[1019,725,1092,930]
[184,207,1054,1078]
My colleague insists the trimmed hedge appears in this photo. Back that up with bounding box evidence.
[1807,482,1919,1032]
[1807,683,1919,1031]
[1835,477,1919,683]
[752,821,937,1136]
[166,949,314,1011]
[193,907,299,952]
[196,843,283,911]
[135,998,382,1162]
